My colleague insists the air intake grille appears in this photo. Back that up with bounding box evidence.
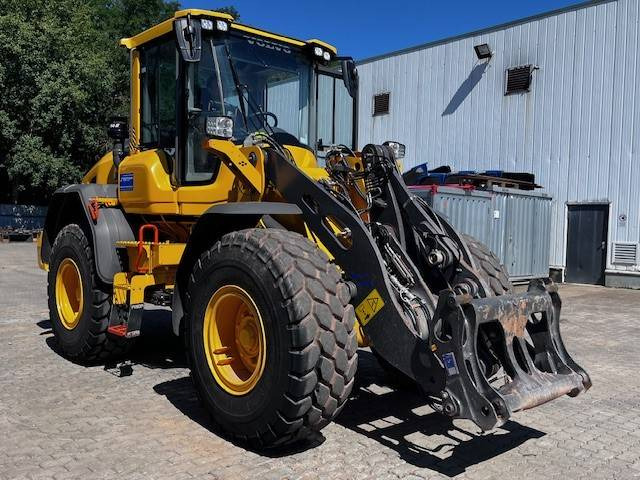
[612,242,638,265]
[505,65,534,95]
[373,92,390,116]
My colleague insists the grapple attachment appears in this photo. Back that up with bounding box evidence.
[431,280,591,430]
[268,142,590,432]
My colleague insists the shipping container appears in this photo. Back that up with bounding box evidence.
[0,204,47,231]
[411,186,552,281]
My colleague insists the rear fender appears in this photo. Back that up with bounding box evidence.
[171,202,302,335]
[41,184,134,284]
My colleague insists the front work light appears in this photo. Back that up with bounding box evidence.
[313,46,323,57]
[383,141,406,160]
[322,51,331,61]
[206,116,234,139]
[202,19,229,32]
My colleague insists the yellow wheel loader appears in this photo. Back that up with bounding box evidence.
[37,10,590,448]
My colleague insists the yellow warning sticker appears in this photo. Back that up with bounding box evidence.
[355,289,385,326]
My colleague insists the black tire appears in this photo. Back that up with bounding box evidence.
[47,224,132,362]
[463,234,512,378]
[184,228,358,447]
[462,234,513,295]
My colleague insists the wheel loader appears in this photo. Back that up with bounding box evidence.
[37,9,591,447]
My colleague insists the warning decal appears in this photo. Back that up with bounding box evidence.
[355,289,385,326]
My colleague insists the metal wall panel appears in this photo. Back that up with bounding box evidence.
[316,76,355,148]
[267,79,301,140]
[496,188,553,279]
[316,75,334,145]
[355,0,639,274]
[266,71,311,145]
[334,80,354,146]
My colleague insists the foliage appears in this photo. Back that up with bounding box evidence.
[0,0,179,203]
[216,5,240,20]
[0,1,241,203]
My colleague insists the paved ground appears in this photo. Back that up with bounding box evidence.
[1,241,640,480]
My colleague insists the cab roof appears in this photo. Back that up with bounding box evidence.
[120,9,337,54]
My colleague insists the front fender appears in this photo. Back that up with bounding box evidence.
[171,202,301,335]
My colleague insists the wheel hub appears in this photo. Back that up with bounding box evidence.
[55,258,84,330]
[203,285,266,396]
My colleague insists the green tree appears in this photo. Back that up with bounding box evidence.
[0,0,179,203]
[216,5,240,20]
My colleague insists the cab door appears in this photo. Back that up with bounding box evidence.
[118,37,178,215]
[174,39,237,215]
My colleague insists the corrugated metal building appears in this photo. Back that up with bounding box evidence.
[353,0,640,287]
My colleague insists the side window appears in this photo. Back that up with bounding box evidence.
[140,39,177,149]
[316,73,355,162]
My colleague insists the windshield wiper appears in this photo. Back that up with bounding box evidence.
[210,39,226,116]
[223,42,250,132]
[222,42,291,159]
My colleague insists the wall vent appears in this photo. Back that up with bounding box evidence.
[373,92,390,116]
[612,242,638,265]
[505,65,534,95]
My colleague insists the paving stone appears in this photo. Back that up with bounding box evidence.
[1,243,639,479]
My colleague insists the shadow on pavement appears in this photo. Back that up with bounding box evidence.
[128,307,187,370]
[336,350,546,476]
[38,314,545,472]
[36,319,52,335]
[153,376,326,457]
[38,307,187,370]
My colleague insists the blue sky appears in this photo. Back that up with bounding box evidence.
[186,0,587,60]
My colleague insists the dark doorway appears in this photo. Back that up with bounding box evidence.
[566,204,609,285]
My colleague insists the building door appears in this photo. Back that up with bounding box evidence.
[566,204,608,285]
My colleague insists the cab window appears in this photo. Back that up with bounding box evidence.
[183,39,226,183]
[140,39,177,150]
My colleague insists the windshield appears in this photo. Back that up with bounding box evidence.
[184,33,312,182]
[193,34,311,141]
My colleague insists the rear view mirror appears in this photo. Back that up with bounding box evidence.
[341,58,359,99]
[108,117,128,167]
[108,117,128,142]
[174,15,202,62]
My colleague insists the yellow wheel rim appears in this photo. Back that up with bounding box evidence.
[203,285,266,396]
[55,258,84,330]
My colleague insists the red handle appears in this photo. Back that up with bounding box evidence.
[134,224,159,273]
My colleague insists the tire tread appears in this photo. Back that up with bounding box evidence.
[184,228,358,447]
[48,224,131,361]
[462,234,513,295]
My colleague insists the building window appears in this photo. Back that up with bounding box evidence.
[505,65,534,95]
[373,92,390,116]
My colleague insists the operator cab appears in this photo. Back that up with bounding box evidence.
[116,10,358,188]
